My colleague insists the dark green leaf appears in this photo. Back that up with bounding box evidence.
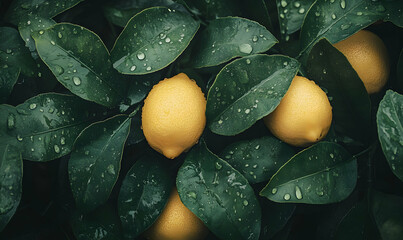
[177,141,261,240]
[0,66,20,104]
[307,38,371,144]
[383,0,403,27]
[219,136,295,184]
[276,0,315,39]
[0,145,22,232]
[260,142,357,204]
[371,191,403,240]
[125,72,162,106]
[126,114,145,146]
[207,54,300,136]
[299,0,386,58]
[118,151,173,239]
[69,115,131,212]
[5,0,84,25]
[71,204,122,240]
[179,0,243,20]
[111,7,199,75]
[0,93,102,162]
[397,49,403,92]
[33,23,125,107]
[377,90,403,182]
[260,200,295,239]
[190,17,277,68]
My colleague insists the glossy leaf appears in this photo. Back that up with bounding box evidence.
[18,16,56,55]
[207,54,300,136]
[111,7,199,74]
[307,38,371,144]
[260,142,357,204]
[190,17,277,68]
[260,200,295,239]
[33,23,125,107]
[383,0,403,27]
[177,142,261,240]
[68,115,131,212]
[5,0,84,25]
[299,0,386,57]
[118,151,173,239]
[219,136,295,184]
[0,145,22,232]
[0,65,20,104]
[377,90,403,182]
[276,0,315,39]
[0,93,102,162]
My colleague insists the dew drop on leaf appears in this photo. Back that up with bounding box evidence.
[295,186,303,199]
[73,77,81,86]
[239,44,253,54]
[136,52,145,60]
[54,144,60,153]
[284,193,291,200]
[29,103,37,110]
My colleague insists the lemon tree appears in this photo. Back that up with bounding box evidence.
[0,0,402,239]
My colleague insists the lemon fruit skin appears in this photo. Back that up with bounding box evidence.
[334,30,390,94]
[144,188,208,240]
[263,76,332,147]
[142,73,206,159]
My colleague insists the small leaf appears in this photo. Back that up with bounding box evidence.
[383,0,403,27]
[111,6,199,74]
[0,66,20,104]
[306,38,371,144]
[219,136,295,184]
[33,23,125,107]
[207,54,300,136]
[299,0,386,57]
[0,93,103,162]
[69,115,131,212]
[0,145,22,232]
[177,141,261,240]
[260,200,295,239]
[260,142,357,204]
[118,151,173,239]
[190,17,277,68]
[377,90,403,182]
[18,16,56,55]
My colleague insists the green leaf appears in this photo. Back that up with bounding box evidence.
[0,145,22,232]
[177,141,261,240]
[299,0,386,58]
[207,54,300,136]
[383,0,403,27]
[260,142,357,204]
[260,200,295,239]
[118,151,173,239]
[0,27,37,77]
[5,0,84,25]
[219,136,295,184]
[0,65,20,104]
[276,0,315,39]
[397,49,403,92]
[190,17,277,68]
[0,93,102,162]
[126,113,145,146]
[68,115,131,212]
[70,204,122,240]
[111,6,199,75]
[179,0,243,19]
[306,38,371,144]
[32,23,125,107]
[371,191,403,240]
[377,90,403,182]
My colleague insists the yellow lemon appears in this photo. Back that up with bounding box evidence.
[142,73,206,159]
[334,30,390,94]
[144,188,208,240]
[263,76,332,147]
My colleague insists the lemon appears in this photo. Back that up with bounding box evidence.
[144,188,208,240]
[142,73,206,159]
[334,30,390,94]
[263,76,332,147]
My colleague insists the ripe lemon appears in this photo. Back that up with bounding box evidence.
[144,188,208,240]
[334,30,390,94]
[142,73,206,159]
[263,76,332,147]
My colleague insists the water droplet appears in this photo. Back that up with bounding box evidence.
[165,37,171,43]
[84,150,90,155]
[279,13,285,19]
[340,24,351,30]
[295,186,303,199]
[215,162,223,170]
[73,76,81,86]
[239,43,253,54]
[54,144,60,153]
[58,32,62,38]
[146,66,152,71]
[245,109,250,114]
[294,2,300,7]
[130,65,136,71]
[331,14,337,19]
[54,65,64,75]
[17,135,23,141]
[7,114,16,129]
[246,59,251,64]
[60,137,66,145]
[298,8,305,14]
[281,0,287,7]
[39,30,44,34]
[243,200,249,206]
[330,153,334,158]
[29,103,37,110]
[323,69,327,74]
[50,40,55,45]
[284,193,291,200]
[255,145,260,150]
[137,52,145,60]
[272,188,277,194]
[356,12,363,16]
[315,12,321,17]
[340,0,346,9]
[31,148,35,152]
[107,164,115,175]
[6,49,12,54]
[187,191,197,199]
[27,20,31,25]
[317,190,324,196]
[159,33,166,39]
[252,35,258,42]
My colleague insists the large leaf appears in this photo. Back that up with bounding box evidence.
[299,0,386,58]
[190,17,277,68]
[118,151,173,239]
[111,6,199,75]
[0,66,20,104]
[383,0,403,27]
[219,136,295,184]
[177,142,261,240]
[377,90,403,182]
[0,145,22,232]
[306,38,371,144]
[68,115,131,212]
[0,93,102,162]
[260,142,357,204]
[207,54,300,136]
[33,23,125,107]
